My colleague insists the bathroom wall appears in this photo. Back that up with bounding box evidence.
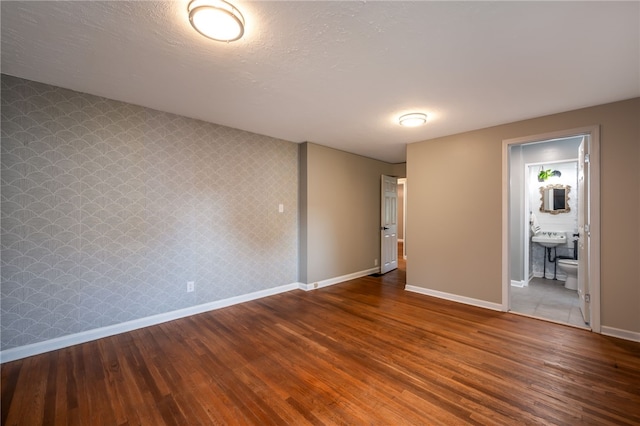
[529,160,578,279]
[528,161,578,232]
[509,145,525,283]
[509,137,582,283]
[407,97,640,336]
[1,75,299,351]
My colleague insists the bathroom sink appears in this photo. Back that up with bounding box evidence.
[532,232,566,248]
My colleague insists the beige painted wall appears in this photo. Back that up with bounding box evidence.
[407,98,640,334]
[299,143,405,284]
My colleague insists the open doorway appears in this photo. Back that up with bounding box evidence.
[502,127,600,332]
[379,176,407,275]
[380,175,398,274]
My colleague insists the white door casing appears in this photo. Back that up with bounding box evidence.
[502,126,600,333]
[578,137,590,324]
[398,178,407,260]
[381,175,398,274]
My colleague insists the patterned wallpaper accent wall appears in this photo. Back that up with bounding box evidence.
[1,75,298,350]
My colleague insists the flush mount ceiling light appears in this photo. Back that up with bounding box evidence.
[398,113,427,127]
[188,0,245,42]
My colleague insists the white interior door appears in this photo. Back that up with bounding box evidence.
[380,175,398,274]
[578,137,590,324]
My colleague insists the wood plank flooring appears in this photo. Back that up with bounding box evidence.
[3,254,640,425]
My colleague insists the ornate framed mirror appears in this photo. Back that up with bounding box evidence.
[539,184,571,214]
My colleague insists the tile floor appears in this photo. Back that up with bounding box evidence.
[510,277,589,329]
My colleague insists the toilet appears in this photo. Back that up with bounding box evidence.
[557,259,578,290]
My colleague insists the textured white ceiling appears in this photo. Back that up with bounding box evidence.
[2,1,638,163]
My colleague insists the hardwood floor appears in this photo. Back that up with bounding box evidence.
[3,250,640,425]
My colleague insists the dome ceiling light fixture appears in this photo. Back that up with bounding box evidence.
[398,112,427,127]
[188,0,245,42]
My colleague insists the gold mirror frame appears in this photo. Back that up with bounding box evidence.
[539,184,571,215]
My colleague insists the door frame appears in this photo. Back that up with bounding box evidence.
[398,178,407,260]
[501,125,600,333]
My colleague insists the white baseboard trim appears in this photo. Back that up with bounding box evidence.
[532,272,566,281]
[601,326,640,343]
[0,282,300,363]
[404,285,503,312]
[299,267,380,291]
[511,280,526,288]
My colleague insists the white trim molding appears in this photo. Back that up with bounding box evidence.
[298,267,380,291]
[2,267,383,363]
[601,326,640,343]
[404,285,503,312]
[0,282,300,363]
[398,178,407,260]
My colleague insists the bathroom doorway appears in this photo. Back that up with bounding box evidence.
[502,127,600,332]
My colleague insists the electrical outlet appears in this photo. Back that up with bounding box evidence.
[374,259,378,266]
[187,281,195,292]
[313,282,318,289]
